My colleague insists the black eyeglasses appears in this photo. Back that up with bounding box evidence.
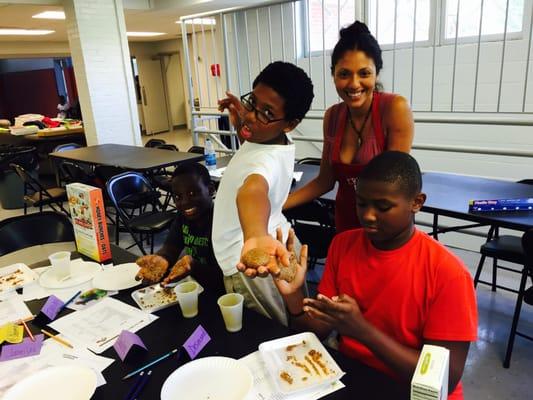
[240,92,285,125]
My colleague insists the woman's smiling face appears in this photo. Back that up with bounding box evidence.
[333,49,377,112]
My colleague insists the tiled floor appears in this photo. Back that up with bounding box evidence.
[1,129,531,398]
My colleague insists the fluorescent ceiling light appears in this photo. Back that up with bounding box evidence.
[0,28,54,36]
[32,11,65,20]
[127,31,166,37]
[176,18,216,25]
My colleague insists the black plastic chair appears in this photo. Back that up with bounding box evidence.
[297,157,321,166]
[10,163,69,215]
[497,229,533,368]
[474,180,533,294]
[0,211,74,256]
[283,198,336,278]
[53,143,82,153]
[58,161,98,186]
[188,146,205,154]
[106,171,175,254]
[152,144,180,209]
[145,138,166,148]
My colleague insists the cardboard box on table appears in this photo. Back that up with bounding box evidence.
[66,183,111,263]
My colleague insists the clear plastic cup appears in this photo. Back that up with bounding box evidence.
[48,251,71,280]
[175,281,199,318]
[217,293,244,332]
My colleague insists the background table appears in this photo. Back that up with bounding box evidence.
[49,143,203,172]
[22,245,410,400]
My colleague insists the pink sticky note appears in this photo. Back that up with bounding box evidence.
[113,330,147,362]
[0,334,44,361]
[40,295,64,320]
[183,325,211,360]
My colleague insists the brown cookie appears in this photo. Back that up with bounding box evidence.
[241,248,271,268]
[277,252,298,283]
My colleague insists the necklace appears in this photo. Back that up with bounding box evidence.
[347,99,373,147]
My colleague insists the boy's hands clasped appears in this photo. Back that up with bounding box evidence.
[135,254,192,286]
[303,294,368,338]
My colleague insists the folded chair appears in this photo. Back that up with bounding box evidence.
[10,163,69,215]
[106,171,175,254]
[0,211,74,256]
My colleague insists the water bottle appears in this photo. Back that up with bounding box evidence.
[204,139,217,171]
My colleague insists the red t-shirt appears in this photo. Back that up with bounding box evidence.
[318,228,478,400]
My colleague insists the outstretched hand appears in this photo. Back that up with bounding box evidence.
[273,228,308,296]
[135,254,169,284]
[237,233,290,278]
[161,255,192,286]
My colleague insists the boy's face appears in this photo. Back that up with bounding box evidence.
[355,179,425,250]
[239,83,299,144]
[171,174,212,222]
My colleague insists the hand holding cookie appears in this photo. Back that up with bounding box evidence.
[162,255,193,286]
[135,254,169,284]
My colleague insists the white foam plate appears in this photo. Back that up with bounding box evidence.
[161,356,253,400]
[4,365,97,400]
[39,259,100,289]
[259,332,345,395]
[92,263,140,291]
[0,263,38,294]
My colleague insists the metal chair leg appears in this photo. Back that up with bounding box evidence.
[474,254,487,288]
[503,266,529,368]
[492,257,498,292]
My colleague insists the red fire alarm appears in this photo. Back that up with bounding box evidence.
[210,63,221,77]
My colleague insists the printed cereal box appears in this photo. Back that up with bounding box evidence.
[66,183,111,262]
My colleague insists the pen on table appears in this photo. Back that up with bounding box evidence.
[128,370,151,400]
[20,319,35,342]
[123,371,144,400]
[60,290,82,312]
[41,329,74,349]
[122,348,179,380]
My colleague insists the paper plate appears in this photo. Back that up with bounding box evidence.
[92,263,140,291]
[161,356,253,400]
[4,365,97,400]
[39,259,100,289]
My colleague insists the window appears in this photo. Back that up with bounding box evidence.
[367,0,431,46]
[305,0,356,54]
[444,0,525,41]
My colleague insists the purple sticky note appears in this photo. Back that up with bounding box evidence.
[113,330,147,362]
[183,325,211,360]
[0,334,44,361]
[40,295,65,320]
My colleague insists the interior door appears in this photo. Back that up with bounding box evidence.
[137,58,170,135]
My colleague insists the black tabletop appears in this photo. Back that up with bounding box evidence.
[422,172,533,231]
[23,245,409,400]
[49,143,203,171]
[292,164,533,230]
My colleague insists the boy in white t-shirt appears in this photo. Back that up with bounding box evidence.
[214,62,314,325]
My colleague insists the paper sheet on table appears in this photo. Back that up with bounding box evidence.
[208,166,226,178]
[240,351,345,400]
[293,171,303,182]
[0,295,33,325]
[0,337,113,396]
[49,297,157,353]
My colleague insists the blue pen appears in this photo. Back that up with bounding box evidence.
[60,290,82,312]
[129,370,151,400]
[122,348,179,380]
[123,371,144,400]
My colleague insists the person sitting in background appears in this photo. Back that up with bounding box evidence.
[57,95,70,119]
[135,162,225,295]
[243,151,477,400]
[284,21,414,233]
[214,61,314,326]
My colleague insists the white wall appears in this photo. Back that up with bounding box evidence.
[202,1,533,251]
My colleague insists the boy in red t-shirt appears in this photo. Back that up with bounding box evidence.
[240,151,478,400]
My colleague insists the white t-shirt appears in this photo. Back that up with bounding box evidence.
[213,140,295,276]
